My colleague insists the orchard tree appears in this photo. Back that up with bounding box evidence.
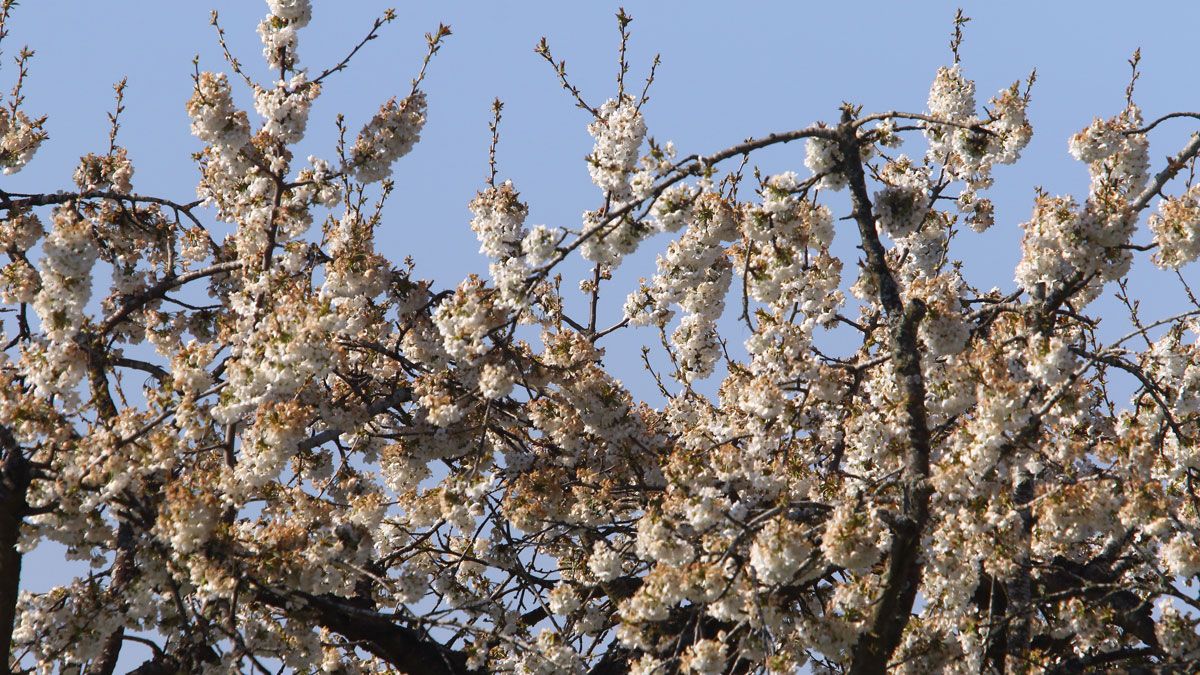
[1,2,1199,673]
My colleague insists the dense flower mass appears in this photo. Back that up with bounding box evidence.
[0,108,46,174]
[349,92,427,183]
[2,4,1200,675]
[587,97,647,201]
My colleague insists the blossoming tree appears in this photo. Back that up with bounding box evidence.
[1,2,1199,673]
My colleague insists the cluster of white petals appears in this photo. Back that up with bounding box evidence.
[0,107,46,174]
[874,156,931,239]
[587,97,647,201]
[258,0,312,71]
[186,71,251,153]
[1149,183,1200,268]
[804,135,847,190]
[469,180,528,259]
[350,92,427,183]
[6,5,1200,675]
[253,73,319,143]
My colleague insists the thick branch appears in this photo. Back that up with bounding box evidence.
[1130,131,1200,212]
[837,109,934,675]
[81,339,129,675]
[0,427,29,675]
[99,261,240,335]
[255,585,479,674]
[296,386,413,452]
[0,189,205,228]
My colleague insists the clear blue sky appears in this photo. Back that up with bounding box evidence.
[6,0,1200,668]
[8,1,1199,298]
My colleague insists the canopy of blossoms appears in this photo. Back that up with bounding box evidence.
[0,3,1198,674]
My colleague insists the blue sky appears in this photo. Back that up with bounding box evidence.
[9,1,1200,299]
[6,0,1200,668]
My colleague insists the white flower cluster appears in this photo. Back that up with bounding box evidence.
[253,73,319,144]
[624,192,736,379]
[477,361,515,400]
[1155,597,1200,661]
[469,181,528,259]
[0,214,43,305]
[266,0,311,24]
[213,291,341,425]
[1068,107,1149,197]
[1068,118,1127,164]
[873,156,930,239]
[320,213,390,309]
[635,515,692,566]
[0,107,46,174]
[727,371,785,421]
[72,148,134,194]
[912,275,970,358]
[681,639,727,675]
[522,224,559,266]
[820,501,889,572]
[928,65,977,121]
[754,171,835,248]
[414,373,465,428]
[186,71,251,156]
[547,583,581,616]
[650,183,699,233]
[1015,194,1135,306]
[587,541,624,582]
[25,207,97,404]
[1149,183,1200,269]
[1160,531,1200,577]
[749,518,812,585]
[511,630,584,674]
[469,181,549,309]
[925,66,1032,195]
[804,136,847,191]
[925,65,985,176]
[956,186,995,232]
[258,0,312,72]
[587,97,647,201]
[986,83,1033,165]
[0,210,43,252]
[155,483,219,554]
[1025,335,1077,388]
[225,400,310,500]
[734,179,842,325]
[13,582,123,668]
[350,92,427,183]
[578,209,654,266]
[0,257,39,305]
[432,276,503,365]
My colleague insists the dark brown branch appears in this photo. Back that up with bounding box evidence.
[112,357,169,383]
[255,585,480,674]
[99,261,240,335]
[1127,111,1200,135]
[0,189,205,229]
[0,426,29,674]
[1130,131,1200,212]
[296,386,413,452]
[531,124,838,279]
[837,107,933,675]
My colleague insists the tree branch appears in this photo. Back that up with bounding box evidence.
[837,108,934,675]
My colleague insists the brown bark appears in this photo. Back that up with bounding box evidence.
[83,522,135,675]
[82,337,131,675]
[256,585,480,675]
[837,109,934,675]
[0,427,29,675]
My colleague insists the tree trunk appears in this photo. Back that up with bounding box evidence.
[0,430,30,675]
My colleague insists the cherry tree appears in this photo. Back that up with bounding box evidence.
[1,2,1199,673]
